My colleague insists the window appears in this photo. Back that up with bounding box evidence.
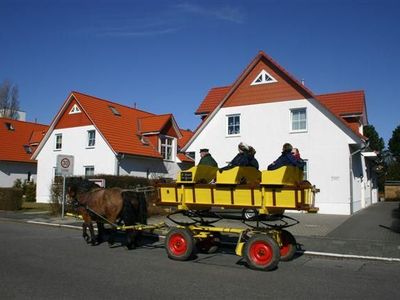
[87,130,96,147]
[85,166,95,176]
[69,104,81,114]
[160,136,173,161]
[55,134,62,150]
[23,145,32,154]
[251,70,277,86]
[5,122,14,131]
[227,114,240,135]
[302,160,308,180]
[109,106,121,116]
[291,108,307,131]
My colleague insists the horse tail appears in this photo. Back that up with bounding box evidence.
[121,191,148,226]
[121,192,137,226]
[136,192,148,225]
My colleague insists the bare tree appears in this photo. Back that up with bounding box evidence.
[0,80,20,119]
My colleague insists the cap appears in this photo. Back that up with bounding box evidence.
[200,148,209,153]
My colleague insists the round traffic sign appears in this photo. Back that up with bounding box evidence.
[61,158,70,168]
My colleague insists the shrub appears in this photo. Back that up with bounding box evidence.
[0,188,23,210]
[12,179,37,202]
[50,176,63,215]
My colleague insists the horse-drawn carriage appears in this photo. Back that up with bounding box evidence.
[67,165,318,271]
[157,165,318,270]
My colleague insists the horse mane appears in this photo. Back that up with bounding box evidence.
[68,177,101,194]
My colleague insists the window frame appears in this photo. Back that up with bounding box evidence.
[87,130,96,148]
[290,108,307,132]
[251,70,278,86]
[226,114,241,136]
[55,133,62,150]
[159,135,174,161]
[84,166,95,177]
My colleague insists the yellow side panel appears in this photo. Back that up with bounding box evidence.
[214,188,233,206]
[194,187,213,204]
[159,187,178,203]
[262,166,303,185]
[216,167,261,185]
[177,165,218,184]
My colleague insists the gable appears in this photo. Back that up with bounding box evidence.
[223,58,310,108]
[55,98,92,129]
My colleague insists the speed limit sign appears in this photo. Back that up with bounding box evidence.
[57,155,74,175]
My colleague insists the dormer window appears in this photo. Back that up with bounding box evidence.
[109,106,121,116]
[69,104,81,114]
[160,135,174,161]
[23,145,32,154]
[251,70,277,86]
[140,135,150,145]
[5,122,14,131]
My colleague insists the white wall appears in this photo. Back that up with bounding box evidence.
[35,125,115,203]
[187,98,360,215]
[119,156,183,179]
[0,162,37,187]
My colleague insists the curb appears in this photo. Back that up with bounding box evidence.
[23,219,400,263]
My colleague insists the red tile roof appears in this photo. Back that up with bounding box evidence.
[139,114,172,134]
[317,90,366,117]
[71,91,172,158]
[178,129,194,149]
[195,86,231,115]
[0,118,48,163]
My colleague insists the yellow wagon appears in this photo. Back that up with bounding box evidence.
[157,165,319,270]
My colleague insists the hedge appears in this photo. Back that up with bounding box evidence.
[0,188,23,210]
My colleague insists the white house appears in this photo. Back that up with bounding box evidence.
[183,51,378,215]
[32,91,193,203]
[0,118,48,187]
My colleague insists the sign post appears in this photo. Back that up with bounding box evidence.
[56,155,74,218]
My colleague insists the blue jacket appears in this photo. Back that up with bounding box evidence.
[267,152,305,170]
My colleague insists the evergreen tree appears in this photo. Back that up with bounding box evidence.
[363,125,385,152]
[388,125,400,159]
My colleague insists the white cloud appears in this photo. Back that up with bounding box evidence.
[175,2,245,24]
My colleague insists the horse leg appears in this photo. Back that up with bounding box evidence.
[88,222,96,246]
[82,223,90,243]
[96,222,105,244]
[125,229,137,250]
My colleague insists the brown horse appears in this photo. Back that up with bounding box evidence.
[66,178,147,248]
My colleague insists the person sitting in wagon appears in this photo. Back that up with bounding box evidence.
[198,148,218,167]
[267,143,305,170]
[219,142,259,172]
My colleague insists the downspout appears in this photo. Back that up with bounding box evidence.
[349,140,369,214]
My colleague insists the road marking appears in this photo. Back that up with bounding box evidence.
[301,250,400,262]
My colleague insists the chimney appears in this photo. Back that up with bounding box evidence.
[301,79,305,86]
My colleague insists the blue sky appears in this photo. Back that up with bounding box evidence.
[1,0,399,145]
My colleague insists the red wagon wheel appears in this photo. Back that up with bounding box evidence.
[165,228,195,261]
[279,230,297,261]
[243,234,280,271]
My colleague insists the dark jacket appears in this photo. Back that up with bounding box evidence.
[198,153,218,167]
[267,151,305,170]
[220,152,259,171]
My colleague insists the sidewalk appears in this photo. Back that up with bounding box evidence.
[1,201,400,260]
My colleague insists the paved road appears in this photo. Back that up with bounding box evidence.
[1,219,400,299]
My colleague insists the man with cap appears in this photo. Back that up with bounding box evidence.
[198,148,218,167]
